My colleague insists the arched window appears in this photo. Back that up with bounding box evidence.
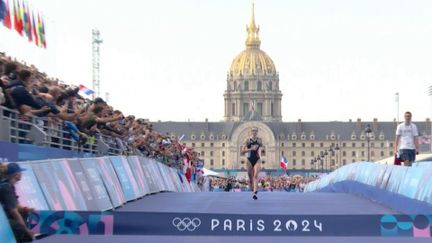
[232,103,236,116]
[243,103,249,116]
[244,81,249,91]
[271,102,274,116]
[257,81,262,91]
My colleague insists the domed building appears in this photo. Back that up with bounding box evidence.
[152,3,421,175]
[224,4,282,122]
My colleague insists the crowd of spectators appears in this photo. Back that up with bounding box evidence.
[0,53,201,178]
[208,175,319,192]
[0,53,207,242]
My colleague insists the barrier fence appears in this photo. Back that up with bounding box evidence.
[304,162,432,204]
[14,156,200,212]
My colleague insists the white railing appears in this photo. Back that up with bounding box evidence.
[0,105,123,155]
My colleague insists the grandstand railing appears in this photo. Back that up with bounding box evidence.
[0,105,122,155]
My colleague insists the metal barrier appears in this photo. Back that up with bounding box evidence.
[0,105,123,156]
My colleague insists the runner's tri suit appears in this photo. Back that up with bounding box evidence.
[246,138,262,166]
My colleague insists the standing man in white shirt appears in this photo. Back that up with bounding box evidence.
[394,111,419,166]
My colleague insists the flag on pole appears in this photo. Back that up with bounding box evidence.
[26,2,33,41]
[183,151,192,183]
[37,11,43,47]
[40,12,46,48]
[0,0,5,21]
[280,154,288,172]
[78,84,95,96]
[23,1,32,41]
[1,0,11,29]
[13,0,23,35]
[31,10,38,46]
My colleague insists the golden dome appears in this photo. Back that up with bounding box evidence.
[229,2,277,76]
[230,48,276,76]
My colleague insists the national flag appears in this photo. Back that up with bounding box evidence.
[78,84,95,96]
[13,0,22,35]
[17,0,24,34]
[1,0,11,29]
[37,11,43,47]
[39,12,46,48]
[31,10,38,46]
[25,2,32,41]
[23,1,32,41]
[0,0,5,21]
[183,152,191,182]
[280,154,288,171]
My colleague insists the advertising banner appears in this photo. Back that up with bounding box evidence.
[29,211,432,238]
[50,159,88,210]
[149,159,168,192]
[127,156,150,196]
[65,159,99,210]
[67,159,112,211]
[77,158,114,211]
[94,158,125,207]
[110,156,140,201]
[157,163,176,191]
[139,157,161,193]
[15,163,49,210]
[31,160,86,210]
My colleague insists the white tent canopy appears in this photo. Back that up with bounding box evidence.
[202,168,224,177]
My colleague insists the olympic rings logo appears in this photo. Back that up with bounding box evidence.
[172,217,201,231]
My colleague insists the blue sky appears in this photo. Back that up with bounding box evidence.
[1,0,432,122]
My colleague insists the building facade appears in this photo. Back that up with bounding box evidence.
[153,4,431,172]
[224,3,282,122]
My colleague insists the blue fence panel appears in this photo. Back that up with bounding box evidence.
[15,163,49,210]
[77,158,114,211]
[0,207,16,243]
[127,156,150,196]
[139,157,161,193]
[386,166,408,194]
[31,160,86,210]
[398,167,425,199]
[109,156,140,201]
[94,158,125,207]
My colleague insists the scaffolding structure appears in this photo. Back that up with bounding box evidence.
[92,29,103,99]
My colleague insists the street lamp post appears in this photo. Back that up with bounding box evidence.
[324,150,328,172]
[318,154,323,173]
[329,146,334,170]
[334,143,340,170]
[365,124,372,161]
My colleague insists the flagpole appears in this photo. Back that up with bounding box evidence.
[395,92,399,123]
[429,86,432,152]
